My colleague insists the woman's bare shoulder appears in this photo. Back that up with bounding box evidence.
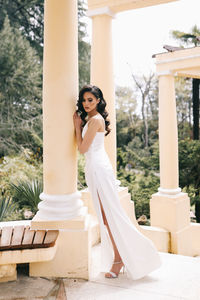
[88,115,105,131]
[88,117,102,127]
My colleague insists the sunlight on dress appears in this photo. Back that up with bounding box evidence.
[82,113,161,280]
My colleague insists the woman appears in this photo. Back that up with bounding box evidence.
[73,84,161,279]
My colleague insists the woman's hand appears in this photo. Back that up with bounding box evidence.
[73,112,82,130]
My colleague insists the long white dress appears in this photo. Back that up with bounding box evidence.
[82,113,161,280]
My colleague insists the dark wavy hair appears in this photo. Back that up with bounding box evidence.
[76,84,111,136]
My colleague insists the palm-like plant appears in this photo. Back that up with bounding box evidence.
[10,179,43,215]
[172,25,200,47]
[0,196,16,221]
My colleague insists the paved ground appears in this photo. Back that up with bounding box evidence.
[0,244,200,300]
[66,244,200,300]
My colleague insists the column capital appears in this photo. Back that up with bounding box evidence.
[87,6,116,18]
[157,70,174,77]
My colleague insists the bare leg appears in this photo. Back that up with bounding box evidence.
[99,199,121,261]
[98,193,124,277]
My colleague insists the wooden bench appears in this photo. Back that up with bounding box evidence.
[0,225,59,251]
[0,221,59,282]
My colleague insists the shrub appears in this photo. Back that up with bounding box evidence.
[0,196,17,221]
[10,179,42,215]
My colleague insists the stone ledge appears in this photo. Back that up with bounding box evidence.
[31,212,90,230]
[0,243,57,265]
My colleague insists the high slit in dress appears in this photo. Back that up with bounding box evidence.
[82,113,161,280]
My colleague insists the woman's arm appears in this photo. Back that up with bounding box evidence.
[73,113,101,154]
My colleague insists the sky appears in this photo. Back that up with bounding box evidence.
[86,0,200,87]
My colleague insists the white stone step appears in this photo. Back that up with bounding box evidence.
[90,216,100,247]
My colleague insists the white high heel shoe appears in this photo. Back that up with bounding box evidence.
[105,261,125,278]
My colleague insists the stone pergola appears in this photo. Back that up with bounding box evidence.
[29,0,200,279]
[151,46,200,254]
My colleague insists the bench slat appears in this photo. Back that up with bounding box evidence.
[33,230,46,245]
[22,227,35,246]
[0,225,59,251]
[43,230,59,247]
[0,226,13,248]
[11,225,25,247]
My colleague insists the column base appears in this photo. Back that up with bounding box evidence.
[30,214,92,280]
[150,191,190,232]
[35,191,85,221]
[0,264,16,283]
[169,223,200,256]
[150,190,192,254]
[31,207,89,230]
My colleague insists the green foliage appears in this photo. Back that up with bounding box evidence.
[115,73,200,221]
[117,148,127,169]
[171,25,200,47]
[116,138,200,220]
[179,139,200,190]
[10,179,42,214]
[0,150,42,196]
[0,150,42,220]
[116,76,159,150]
[179,139,200,221]
[0,195,16,221]
[0,15,42,156]
[117,167,159,220]
[131,174,160,219]
[175,77,192,139]
[0,3,199,224]
[0,0,91,71]
[78,153,86,190]
[78,0,90,89]
[116,86,138,147]
[117,146,159,219]
[0,0,44,60]
[0,3,90,157]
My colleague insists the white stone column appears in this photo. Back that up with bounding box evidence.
[150,73,190,254]
[30,1,91,279]
[33,0,84,221]
[88,7,116,171]
[158,74,180,194]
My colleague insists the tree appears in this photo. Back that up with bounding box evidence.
[0,1,91,87]
[115,86,138,147]
[172,25,200,47]
[0,0,44,60]
[78,0,90,89]
[175,77,193,139]
[0,16,42,156]
[171,25,200,140]
[131,73,156,148]
[179,139,200,222]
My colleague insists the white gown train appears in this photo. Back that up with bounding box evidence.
[82,114,161,280]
